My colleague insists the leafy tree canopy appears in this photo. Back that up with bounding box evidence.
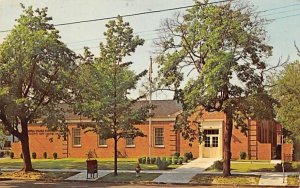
[0,5,77,171]
[156,0,277,176]
[73,16,150,175]
[271,59,300,140]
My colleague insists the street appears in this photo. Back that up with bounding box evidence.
[0,180,283,188]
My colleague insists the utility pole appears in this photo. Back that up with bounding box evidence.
[148,56,153,158]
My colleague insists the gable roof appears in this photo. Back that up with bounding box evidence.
[135,100,182,118]
[60,100,182,120]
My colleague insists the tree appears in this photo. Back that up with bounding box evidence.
[271,60,300,140]
[156,1,276,176]
[0,6,76,171]
[0,128,8,150]
[73,16,150,176]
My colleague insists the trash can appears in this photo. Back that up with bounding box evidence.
[86,159,98,179]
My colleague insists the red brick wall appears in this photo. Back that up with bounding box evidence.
[257,142,271,160]
[11,113,280,160]
[179,136,199,158]
[12,121,179,158]
[282,143,293,161]
[11,125,64,159]
[231,127,249,159]
[201,111,226,120]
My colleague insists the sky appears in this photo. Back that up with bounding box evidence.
[0,0,300,99]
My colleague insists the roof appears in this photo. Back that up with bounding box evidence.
[135,100,182,117]
[60,100,182,120]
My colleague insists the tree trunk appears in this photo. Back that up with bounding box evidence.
[223,110,233,176]
[20,121,34,172]
[113,137,118,176]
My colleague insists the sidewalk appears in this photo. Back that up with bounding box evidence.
[64,169,169,181]
[153,157,219,183]
[2,160,300,186]
[258,172,288,186]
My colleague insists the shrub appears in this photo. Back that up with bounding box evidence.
[151,157,156,164]
[178,157,183,165]
[174,158,178,164]
[162,157,166,161]
[20,153,23,159]
[183,156,188,163]
[142,157,146,164]
[138,157,142,164]
[240,151,247,160]
[157,159,170,170]
[167,157,172,165]
[212,160,223,170]
[173,152,180,158]
[32,152,37,159]
[146,157,151,164]
[184,152,193,160]
[0,151,4,158]
[53,152,58,159]
[43,152,47,159]
[156,157,161,164]
[295,164,300,171]
[274,162,294,172]
[9,152,14,159]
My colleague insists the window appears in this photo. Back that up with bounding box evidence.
[154,128,164,146]
[212,136,218,147]
[204,136,210,147]
[98,137,107,146]
[204,129,219,135]
[72,128,81,146]
[126,137,135,146]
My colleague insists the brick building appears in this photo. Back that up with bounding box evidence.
[11,100,292,160]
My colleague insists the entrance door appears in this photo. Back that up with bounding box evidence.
[203,129,219,158]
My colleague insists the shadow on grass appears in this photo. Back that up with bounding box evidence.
[98,172,161,182]
[0,158,180,170]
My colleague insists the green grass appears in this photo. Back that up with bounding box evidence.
[230,163,274,172]
[191,174,260,185]
[0,158,181,170]
[287,175,299,186]
[206,162,274,172]
[0,171,78,180]
[207,161,300,172]
[99,172,161,182]
[233,159,270,163]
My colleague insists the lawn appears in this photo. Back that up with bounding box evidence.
[287,175,299,186]
[191,174,260,185]
[233,159,270,163]
[0,171,78,181]
[230,163,274,172]
[206,162,274,172]
[0,158,181,170]
[99,172,161,182]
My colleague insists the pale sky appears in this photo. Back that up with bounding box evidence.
[0,0,300,99]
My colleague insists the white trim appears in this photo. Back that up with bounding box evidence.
[199,120,223,158]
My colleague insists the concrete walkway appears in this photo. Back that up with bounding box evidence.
[63,169,171,181]
[258,172,288,186]
[3,159,300,186]
[65,170,110,181]
[152,157,219,183]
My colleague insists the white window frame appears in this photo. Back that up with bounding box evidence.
[125,137,135,147]
[72,128,81,147]
[98,134,107,147]
[154,128,164,147]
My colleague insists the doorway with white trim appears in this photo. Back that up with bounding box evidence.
[199,120,223,158]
